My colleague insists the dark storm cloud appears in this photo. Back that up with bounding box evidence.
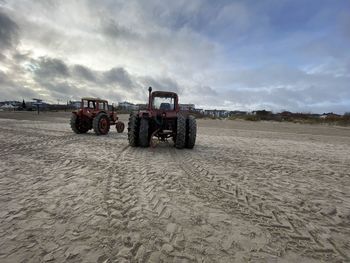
[27,58,136,100]
[0,49,181,103]
[103,67,134,88]
[33,57,70,79]
[140,76,180,94]
[72,65,96,82]
[0,10,19,49]
[42,81,83,99]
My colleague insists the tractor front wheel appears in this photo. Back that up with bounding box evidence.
[93,113,110,135]
[128,112,139,146]
[116,121,125,133]
[175,114,186,149]
[139,118,149,147]
[70,113,89,134]
[186,115,196,149]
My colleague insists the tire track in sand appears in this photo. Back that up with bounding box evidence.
[98,145,241,262]
[121,146,272,262]
[172,148,348,262]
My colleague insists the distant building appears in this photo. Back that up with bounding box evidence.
[0,100,21,107]
[192,108,204,114]
[0,104,17,111]
[0,100,50,111]
[26,100,49,111]
[0,101,21,111]
[69,101,81,109]
[320,112,341,119]
[204,109,229,118]
[119,101,139,111]
[229,110,247,116]
[179,104,195,111]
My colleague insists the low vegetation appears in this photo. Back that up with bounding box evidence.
[229,112,350,126]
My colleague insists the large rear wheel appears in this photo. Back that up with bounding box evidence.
[128,112,139,146]
[70,114,89,134]
[175,113,186,149]
[93,113,110,135]
[139,118,149,147]
[186,115,196,149]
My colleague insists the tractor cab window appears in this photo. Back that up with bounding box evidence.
[83,100,96,109]
[98,102,108,110]
[152,96,175,110]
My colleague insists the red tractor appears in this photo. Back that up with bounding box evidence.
[70,97,125,135]
[128,87,196,148]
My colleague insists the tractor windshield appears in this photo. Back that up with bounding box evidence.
[152,96,175,111]
[83,100,96,109]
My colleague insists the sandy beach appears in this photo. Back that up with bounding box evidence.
[0,111,349,262]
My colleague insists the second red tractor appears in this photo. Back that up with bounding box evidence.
[70,97,125,135]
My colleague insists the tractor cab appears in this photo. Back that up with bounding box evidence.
[146,88,179,119]
[79,97,112,120]
[81,98,108,112]
[151,92,178,111]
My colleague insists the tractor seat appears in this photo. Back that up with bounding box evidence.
[159,103,171,110]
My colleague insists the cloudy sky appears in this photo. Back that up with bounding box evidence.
[0,0,349,113]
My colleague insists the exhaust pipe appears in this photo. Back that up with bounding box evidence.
[148,86,152,109]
